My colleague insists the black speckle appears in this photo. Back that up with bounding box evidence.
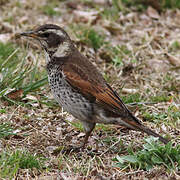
[66,91,70,95]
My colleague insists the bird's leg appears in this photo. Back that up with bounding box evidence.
[80,121,96,148]
[60,122,96,153]
[81,127,94,148]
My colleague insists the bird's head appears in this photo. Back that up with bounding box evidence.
[20,24,72,59]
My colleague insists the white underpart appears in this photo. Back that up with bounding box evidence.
[53,41,71,58]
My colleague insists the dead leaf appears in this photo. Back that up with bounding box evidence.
[22,94,39,107]
[66,1,79,9]
[0,33,12,43]
[77,132,85,138]
[18,16,29,24]
[144,0,161,11]
[23,94,37,101]
[94,0,107,5]
[103,20,121,34]
[73,10,98,23]
[46,146,57,154]
[146,59,169,72]
[166,53,180,66]
[122,88,138,94]
[147,6,160,19]
[7,89,24,100]
[38,175,59,180]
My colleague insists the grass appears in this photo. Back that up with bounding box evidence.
[68,121,84,132]
[0,42,19,90]
[162,0,180,8]
[42,5,58,16]
[0,123,15,138]
[100,0,180,19]
[149,94,172,103]
[0,42,48,105]
[103,44,132,67]
[121,93,142,104]
[142,105,180,126]
[169,41,180,52]
[114,137,180,171]
[41,1,60,16]
[0,109,6,114]
[101,1,122,20]
[143,112,167,121]
[0,150,45,179]
[72,25,107,50]
[58,154,94,176]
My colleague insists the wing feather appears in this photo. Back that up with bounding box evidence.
[63,63,130,116]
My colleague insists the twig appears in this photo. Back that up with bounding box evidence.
[127,102,157,106]
[100,137,121,156]
[119,170,144,176]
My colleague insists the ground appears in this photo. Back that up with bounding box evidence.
[0,0,180,179]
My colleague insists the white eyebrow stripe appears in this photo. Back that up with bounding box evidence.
[44,29,66,37]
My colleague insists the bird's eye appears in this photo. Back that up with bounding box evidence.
[41,32,50,38]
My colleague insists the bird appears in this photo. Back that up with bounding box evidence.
[19,24,169,148]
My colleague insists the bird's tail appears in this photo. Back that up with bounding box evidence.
[137,124,169,144]
[123,115,169,144]
[107,86,169,144]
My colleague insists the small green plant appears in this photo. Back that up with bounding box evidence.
[114,137,180,171]
[0,42,18,64]
[103,73,112,83]
[101,0,180,19]
[142,112,168,123]
[101,0,147,20]
[105,45,131,67]
[0,109,6,113]
[101,0,130,20]
[43,5,57,16]
[0,123,15,138]
[112,56,123,67]
[73,26,106,50]
[96,123,113,132]
[169,41,180,51]
[121,93,142,104]
[171,111,180,119]
[42,2,60,16]
[113,45,131,56]
[143,105,180,126]
[150,95,171,103]
[86,29,105,50]
[0,150,45,179]
[101,3,120,20]
[103,136,118,145]
[162,0,180,8]
[68,121,83,131]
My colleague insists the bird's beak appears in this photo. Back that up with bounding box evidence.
[19,31,39,39]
